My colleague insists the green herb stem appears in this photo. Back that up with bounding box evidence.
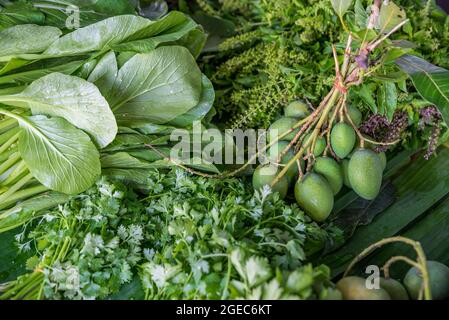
[0,126,20,145]
[0,152,21,177]
[0,117,17,132]
[1,160,28,186]
[0,147,18,163]
[0,132,19,155]
[0,184,48,211]
[0,173,33,205]
[10,273,43,300]
[0,107,26,124]
[12,274,43,300]
[0,95,25,105]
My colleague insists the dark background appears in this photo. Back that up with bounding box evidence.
[437,0,449,13]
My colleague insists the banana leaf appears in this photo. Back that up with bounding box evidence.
[319,147,449,278]
[0,230,29,282]
[359,195,449,279]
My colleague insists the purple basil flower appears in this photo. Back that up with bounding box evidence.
[360,111,408,153]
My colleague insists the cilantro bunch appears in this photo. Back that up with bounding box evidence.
[2,178,147,300]
[1,170,341,300]
[137,169,340,299]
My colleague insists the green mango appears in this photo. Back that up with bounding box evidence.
[337,277,391,300]
[331,122,356,159]
[252,164,289,199]
[313,157,343,195]
[268,141,301,183]
[404,261,449,300]
[294,173,334,222]
[302,133,326,157]
[347,105,362,127]
[268,117,300,142]
[341,159,351,188]
[285,100,309,119]
[379,278,409,300]
[348,149,383,200]
[348,144,387,172]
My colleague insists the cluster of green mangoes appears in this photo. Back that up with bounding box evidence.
[252,100,386,222]
[327,260,449,300]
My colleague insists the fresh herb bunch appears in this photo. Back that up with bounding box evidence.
[137,169,340,299]
[0,170,341,300]
[1,178,146,300]
[207,0,340,129]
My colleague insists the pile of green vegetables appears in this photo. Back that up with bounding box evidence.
[1,0,449,301]
[0,170,339,300]
[0,0,337,300]
[0,8,215,227]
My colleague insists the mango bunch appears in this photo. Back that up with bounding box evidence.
[253,100,386,223]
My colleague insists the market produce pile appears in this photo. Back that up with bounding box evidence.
[0,0,449,300]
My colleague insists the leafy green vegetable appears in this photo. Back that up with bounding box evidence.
[0,58,31,76]
[0,71,117,210]
[377,81,398,121]
[15,72,117,148]
[44,15,149,56]
[0,0,136,31]
[331,0,353,18]
[111,17,204,55]
[0,8,212,220]
[101,152,155,169]
[110,46,203,125]
[396,54,449,125]
[44,11,188,56]
[0,4,45,30]
[377,1,407,33]
[18,115,101,195]
[87,51,118,96]
[0,60,84,85]
[165,74,215,127]
[0,24,61,56]
[0,171,339,300]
